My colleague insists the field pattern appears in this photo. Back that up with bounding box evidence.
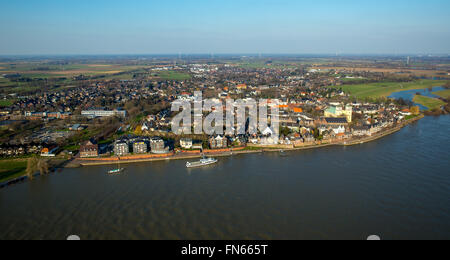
[314,66,450,79]
[434,89,450,99]
[330,80,449,99]
[413,95,446,110]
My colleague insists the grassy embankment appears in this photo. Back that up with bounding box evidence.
[329,80,449,99]
[0,159,27,183]
[0,100,15,107]
[0,157,70,183]
[413,95,446,110]
[433,89,450,99]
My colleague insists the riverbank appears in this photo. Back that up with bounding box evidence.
[75,143,336,167]
[0,157,71,189]
[74,115,424,167]
[0,159,27,183]
[341,114,424,146]
[0,114,425,188]
[413,95,446,110]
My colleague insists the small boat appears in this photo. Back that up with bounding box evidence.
[186,156,218,168]
[108,168,125,175]
[108,159,125,175]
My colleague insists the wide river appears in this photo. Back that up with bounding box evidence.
[1,116,449,240]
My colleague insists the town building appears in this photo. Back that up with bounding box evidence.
[114,141,130,156]
[236,84,247,90]
[192,141,203,150]
[330,125,346,135]
[319,117,349,126]
[150,137,168,154]
[133,141,148,154]
[69,124,84,131]
[80,141,99,158]
[180,138,193,149]
[41,146,58,157]
[81,109,127,118]
[352,126,371,136]
[324,104,353,123]
[209,135,228,149]
[141,122,149,132]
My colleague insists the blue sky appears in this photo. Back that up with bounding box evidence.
[0,0,449,55]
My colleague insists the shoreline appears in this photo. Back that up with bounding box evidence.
[0,114,424,188]
[75,143,334,167]
[75,114,424,167]
[0,157,70,189]
[340,114,424,146]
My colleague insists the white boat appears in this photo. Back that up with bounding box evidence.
[108,159,125,175]
[108,168,125,174]
[186,157,218,168]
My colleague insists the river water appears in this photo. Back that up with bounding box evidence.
[388,86,445,110]
[0,116,449,240]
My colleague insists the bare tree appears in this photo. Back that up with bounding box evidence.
[26,156,50,179]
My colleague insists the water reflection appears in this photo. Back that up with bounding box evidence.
[0,116,449,240]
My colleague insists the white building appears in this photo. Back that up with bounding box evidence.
[81,109,127,118]
[180,138,193,149]
[141,122,149,132]
[331,125,346,135]
[114,142,129,156]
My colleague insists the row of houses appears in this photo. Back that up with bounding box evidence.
[179,138,203,150]
[179,136,229,150]
[0,145,42,157]
[81,108,127,119]
[79,137,171,158]
[78,115,398,159]
[24,111,72,120]
[114,137,169,156]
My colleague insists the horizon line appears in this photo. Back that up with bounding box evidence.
[1,53,449,57]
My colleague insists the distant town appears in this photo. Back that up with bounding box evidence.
[0,55,449,183]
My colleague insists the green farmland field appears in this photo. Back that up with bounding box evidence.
[329,80,449,99]
[433,89,450,99]
[155,71,191,80]
[0,100,15,107]
[413,95,446,110]
[0,160,27,183]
